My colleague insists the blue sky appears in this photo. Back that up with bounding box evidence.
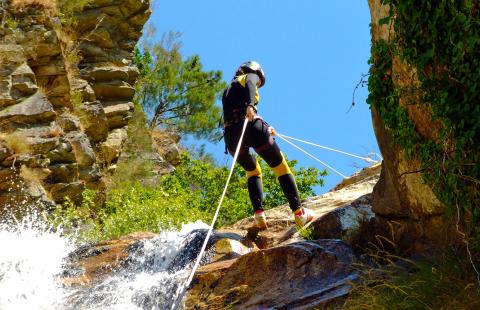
[145,1,379,193]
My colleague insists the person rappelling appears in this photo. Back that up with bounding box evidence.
[222,61,315,229]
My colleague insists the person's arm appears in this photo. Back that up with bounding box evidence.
[245,73,260,120]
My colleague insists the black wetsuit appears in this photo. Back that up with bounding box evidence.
[222,73,302,213]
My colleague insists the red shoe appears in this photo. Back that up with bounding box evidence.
[294,207,314,227]
[254,210,268,230]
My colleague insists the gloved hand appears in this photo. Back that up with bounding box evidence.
[246,106,256,121]
[268,126,277,136]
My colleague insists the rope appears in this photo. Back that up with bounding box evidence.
[171,118,249,310]
[277,133,381,163]
[276,134,347,179]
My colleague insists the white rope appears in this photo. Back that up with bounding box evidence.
[277,133,381,163]
[276,134,347,179]
[171,118,249,310]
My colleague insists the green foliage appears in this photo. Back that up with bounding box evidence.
[46,189,104,243]
[111,103,157,187]
[133,32,227,141]
[368,1,480,234]
[56,0,92,22]
[48,151,324,242]
[297,225,315,240]
[343,253,480,309]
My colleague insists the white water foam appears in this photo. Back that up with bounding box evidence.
[0,214,74,310]
[0,214,209,310]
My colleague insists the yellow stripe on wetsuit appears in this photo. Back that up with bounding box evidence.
[272,153,292,177]
[246,161,262,179]
[236,74,260,104]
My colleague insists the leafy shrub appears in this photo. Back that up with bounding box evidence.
[48,152,325,242]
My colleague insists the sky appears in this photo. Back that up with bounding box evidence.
[145,1,379,194]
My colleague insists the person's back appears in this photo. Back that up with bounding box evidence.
[222,73,260,124]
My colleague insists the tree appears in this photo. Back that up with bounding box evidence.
[133,32,227,141]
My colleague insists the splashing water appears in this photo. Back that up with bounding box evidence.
[0,215,210,310]
[0,213,74,310]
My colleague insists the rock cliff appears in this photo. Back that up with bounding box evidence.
[367,0,462,253]
[0,0,150,210]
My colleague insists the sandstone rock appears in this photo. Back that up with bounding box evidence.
[186,239,357,310]
[78,102,109,143]
[119,0,150,17]
[2,154,50,169]
[46,163,79,183]
[79,164,102,183]
[87,28,115,49]
[65,131,96,167]
[11,63,38,95]
[98,127,127,164]
[33,59,66,76]
[62,232,157,286]
[0,91,55,127]
[46,138,76,164]
[103,102,133,129]
[81,65,138,84]
[0,140,13,162]
[70,78,96,102]
[92,80,135,101]
[0,44,25,64]
[46,181,85,204]
[57,113,81,132]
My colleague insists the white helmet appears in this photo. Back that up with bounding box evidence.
[236,60,266,87]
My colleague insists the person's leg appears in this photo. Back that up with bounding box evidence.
[249,119,302,212]
[225,123,264,213]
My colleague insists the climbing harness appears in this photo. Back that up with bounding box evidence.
[171,118,249,310]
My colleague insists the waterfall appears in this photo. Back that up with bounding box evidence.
[0,214,210,310]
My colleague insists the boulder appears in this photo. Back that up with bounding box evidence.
[46,138,76,164]
[81,66,139,84]
[309,200,375,250]
[185,239,357,310]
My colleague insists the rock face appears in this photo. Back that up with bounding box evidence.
[367,0,452,253]
[0,0,151,208]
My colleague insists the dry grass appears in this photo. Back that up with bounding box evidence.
[342,248,480,310]
[0,133,30,155]
[11,0,56,11]
[20,165,50,183]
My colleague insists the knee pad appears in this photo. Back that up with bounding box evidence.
[272,153,292,177]
[246,161,262,179]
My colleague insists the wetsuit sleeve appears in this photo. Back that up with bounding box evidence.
[245,73,259,107]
